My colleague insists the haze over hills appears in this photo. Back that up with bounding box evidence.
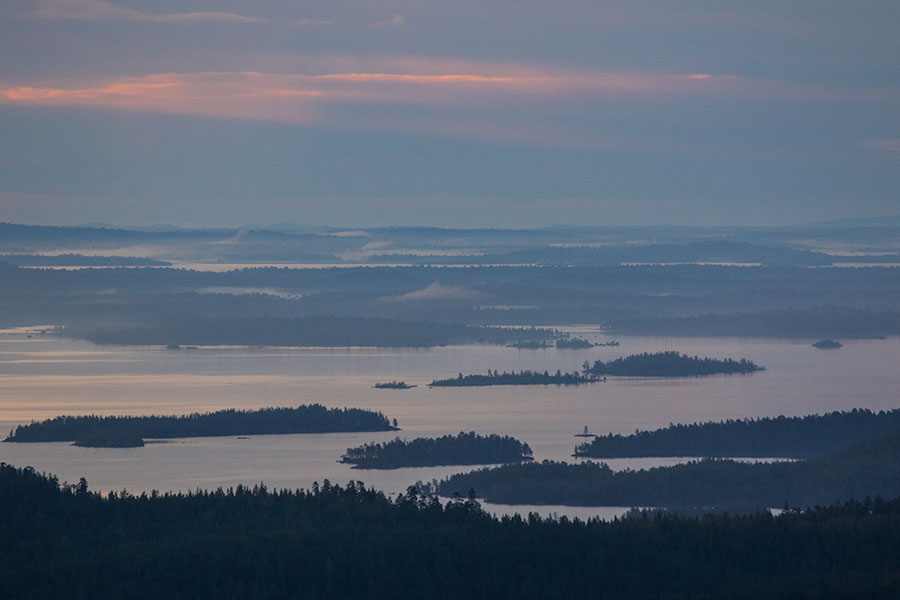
[2,220,899,267]
[2,220,899,347]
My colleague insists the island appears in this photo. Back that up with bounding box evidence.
[4,404,398,444]
[596,340,620,346]
[429,369,599,387]
[73,432,145,448]
[555,337,594,349]
[373,381,416,389]
[436,426,900,508]
[507,340,551,349]
[812,339,843,349]
[339,431,533,469]
[583,351,763,377]
[573,408,900,459]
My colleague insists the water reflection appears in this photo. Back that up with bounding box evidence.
[0,330,897,518]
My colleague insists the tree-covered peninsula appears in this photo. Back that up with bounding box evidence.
[438,427,900,508]
[340,432,533,469]
[574,408,900,459]
[5,462,900,599]
[584,351,762,377]
[4,405,397,444]
[429,369,597,387]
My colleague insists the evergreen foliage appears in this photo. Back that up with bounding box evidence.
[4,462,900,599]
[555,337,593,349]
[429,369,595,387]
[439,428,900,508]
[4,405,396,443]
[341,432,533,469]
[575,408,900,459]
[585,351,762,377]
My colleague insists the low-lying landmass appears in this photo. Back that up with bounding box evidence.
[73,432,145,448]
[812,339,843,349]
[606,306,900,339]
[429,369,598,387]
[507,340,550,349]
[438,427,900,508]
[574,408,900,459]
[67,316,560,348]
[584,351,762,377]
[6,462,900,598]
[373,381,416,389]
[340,432,533,469]
[4,404,397,444]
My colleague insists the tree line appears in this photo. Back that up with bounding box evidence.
[340,432,533,469]
[4,405,397,444]
[584,351,762,377]
[4,462,900,598]
[575,408,900,459]
[437,427,900,509]
[429,369,596,387]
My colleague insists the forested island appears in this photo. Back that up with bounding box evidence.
[340,432,533,469]
[72,432,145,448]
[4,405,397,444]
[429,369,598,387]
[584,351,762,377]
[508,340,550,349]
[812,339,843,349]
[373,381,415,389]
[5,462,900,598]
[438,427,900,508]
[574,408,900,459]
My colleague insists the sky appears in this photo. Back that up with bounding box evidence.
[0,0,898,228]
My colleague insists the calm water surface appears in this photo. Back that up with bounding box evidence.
[1,327,898,517]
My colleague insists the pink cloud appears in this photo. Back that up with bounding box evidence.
[5,63,870,146]
[0,73,322,122]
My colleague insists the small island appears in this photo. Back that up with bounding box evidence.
[429,369,599,387]
[812,339,843,349]
[373,381,416,389]
[4,404,398,444]
[583,351,763,377]
[508,340,551,349]
[596,340,620,347]
[340,432,533,469]
[555,338,594,349]
[73,432,145,448]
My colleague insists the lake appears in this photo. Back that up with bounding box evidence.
[1,326,898,518]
